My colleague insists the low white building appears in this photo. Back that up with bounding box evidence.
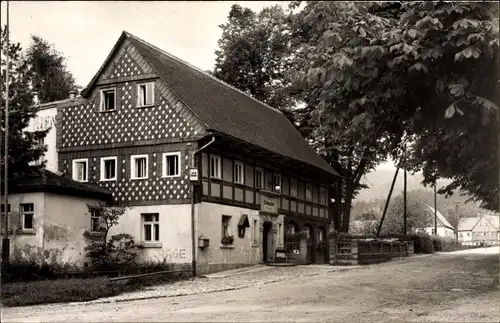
[422,205,455,238]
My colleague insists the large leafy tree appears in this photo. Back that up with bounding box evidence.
[213,4,300,125]
[25,35,78,103]
[383,2,499,211]
[289,1,499,232]
[289,2,400,232]
[1,26,46,186]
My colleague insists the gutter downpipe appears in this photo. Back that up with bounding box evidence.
[190,136,216,277]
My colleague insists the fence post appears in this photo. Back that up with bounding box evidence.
[351,240,358,264]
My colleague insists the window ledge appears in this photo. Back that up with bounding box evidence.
[220,245,234,249]
[0,229,36,235]
[136,104,155,109]
[162,175,181,179]
[131,177,148,181]
[139,241,162,248]
[260,189,280,196]
[84,231,105,238]
[100,178,116,182]
[99,109,117,113]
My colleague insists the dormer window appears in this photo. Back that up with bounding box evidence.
[137,82,155,107]
[100,88,116,111]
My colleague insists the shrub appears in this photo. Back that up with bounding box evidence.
[1,260,62,283]
[85,233,138,271]
[432,236,460,252]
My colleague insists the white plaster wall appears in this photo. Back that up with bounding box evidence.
[26,107,58,173]
[0,193,45,262]
[44,193,105,267]
[459,231,472,242]
[109,204,192,264]
[423,226,455,238]
[195,202,284,271]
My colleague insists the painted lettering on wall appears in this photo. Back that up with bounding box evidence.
[263,200,274,207]
[165,248,187,259]
[261,195,278,214]
[31,116,56,131]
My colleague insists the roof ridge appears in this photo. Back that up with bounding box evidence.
[123,31,284,116]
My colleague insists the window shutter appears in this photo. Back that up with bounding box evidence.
[146,83,154,105]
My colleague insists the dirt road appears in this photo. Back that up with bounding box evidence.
[2,247,499,322]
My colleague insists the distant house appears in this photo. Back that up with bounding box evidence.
[421,205,455,238]
[1,169,112,266]
[458,213,500,245]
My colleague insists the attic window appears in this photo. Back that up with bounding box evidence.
[100,88,116,111]
[137,82,155,107]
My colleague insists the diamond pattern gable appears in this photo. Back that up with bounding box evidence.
[60,48,197,148]
[105,50,145,79]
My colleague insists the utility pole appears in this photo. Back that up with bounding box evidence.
[433,183,437,236]
[2,0,11,263]
[403,143,407,236]
[454,201,459,241]
[376,167,400,237]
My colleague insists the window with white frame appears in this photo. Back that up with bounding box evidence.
[255,167,263,189]
[273,173,281,193]
[100,157,117,181]
[210,155,221,179]
[72,159,88,182]
[234,161,244,184]
[305,183,312,201]
[100,88,116,111]
[142,213,160,241]
[20,203,35,230]
[137,82,155,107]
[290,178,297,197]
[162,152,181,177]
[131,155,148,179]
[90,208,102,232]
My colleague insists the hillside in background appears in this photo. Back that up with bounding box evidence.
[355,168,453,203]
[351,168,489,227]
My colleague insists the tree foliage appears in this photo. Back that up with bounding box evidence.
[288,1,499,233]
[25,36,78,103]
[1,26,47,187]
[84,202,138,270]
[214,4,299,124]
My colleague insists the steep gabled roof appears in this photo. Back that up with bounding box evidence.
[82,31,338,177]
[458,217,480,231]
[10,169,112,201]
[426,205,455,230]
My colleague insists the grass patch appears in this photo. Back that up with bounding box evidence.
[1,271,192,307]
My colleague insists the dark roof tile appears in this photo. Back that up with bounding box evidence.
[125,32,338,177]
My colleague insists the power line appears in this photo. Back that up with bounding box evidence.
[125,2,212,54]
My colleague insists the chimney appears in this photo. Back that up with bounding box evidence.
[69,90,78,99]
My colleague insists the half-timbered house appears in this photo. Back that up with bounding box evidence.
[45,31,338,274]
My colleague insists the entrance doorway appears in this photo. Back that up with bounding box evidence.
[262,221,273,263]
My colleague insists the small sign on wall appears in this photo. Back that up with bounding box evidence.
[260,195,278,214]
[189,168,199,182]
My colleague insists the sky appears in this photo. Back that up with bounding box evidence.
[1,1,282,87]
[1,1,397,170]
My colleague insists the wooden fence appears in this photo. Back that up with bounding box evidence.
[329,239,415,265]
